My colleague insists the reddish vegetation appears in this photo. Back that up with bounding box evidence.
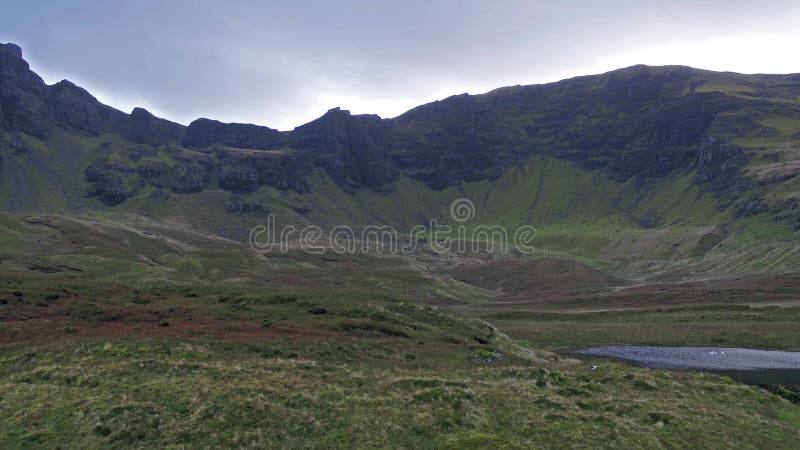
[0,296,336,346]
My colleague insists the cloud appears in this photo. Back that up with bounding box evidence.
[2,0,799,130]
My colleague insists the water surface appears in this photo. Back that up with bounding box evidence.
[576,345,800,388]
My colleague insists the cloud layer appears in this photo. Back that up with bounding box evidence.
[3,0,799,130]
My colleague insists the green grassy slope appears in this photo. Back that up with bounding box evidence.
[4,122,798,277]
[3,65,800,278]
[2,338,799,449]
[0,255,799,449]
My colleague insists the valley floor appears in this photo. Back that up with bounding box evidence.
[1,214,799,448]
[458,273,800,351]
[1,271,800,448]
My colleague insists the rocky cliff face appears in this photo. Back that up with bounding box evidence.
[390,66,766,187]
[121,108,186,146]
[184,118,283,150]
[291,108,398,188]
[3,42,800,224]
[84,158,143,205]
[0,43,50,138]
[47,80,125,133]
[216,147,310,193]
[83,145,309,205]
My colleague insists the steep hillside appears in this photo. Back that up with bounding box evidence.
[2,41,800,286]
[2,42,800,230]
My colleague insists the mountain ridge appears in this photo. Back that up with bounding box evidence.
[2,42,800,236]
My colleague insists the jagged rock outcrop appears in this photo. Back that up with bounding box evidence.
[46,80,125,132]
[84,159,135,182]
[1,43,128,137]
[3,41,800,226]
[0,43,133,141]
[697,135,744,170]
[120,107,185,145]
[291,108,398,188]
[171,163,209,193]
[0,43,21,60]
[87,145,307,200]
[391,65,767,189]
[1,43,184,145]
[85,176,140,205]
[602,65,695,110]
[184,118,282,150]
[607,92,738,179]
[392,93,510,189]
[136,161,171,188]
[135,159,210,193]
[773,197,800,229]
[0,43,49,138]
[695,135,752,204]
[216,148,309,193]
[84,159,142,205]
[735,198,768,217]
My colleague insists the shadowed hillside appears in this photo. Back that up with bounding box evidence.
[2,42,800,238]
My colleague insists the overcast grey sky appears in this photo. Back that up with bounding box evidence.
[2,0,799,130]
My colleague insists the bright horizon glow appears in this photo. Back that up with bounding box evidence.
[22,30,800,131]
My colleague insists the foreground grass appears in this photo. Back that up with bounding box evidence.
[1,271,799,448]
[1,339,799,449]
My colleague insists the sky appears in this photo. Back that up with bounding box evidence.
[2,0,799,130]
